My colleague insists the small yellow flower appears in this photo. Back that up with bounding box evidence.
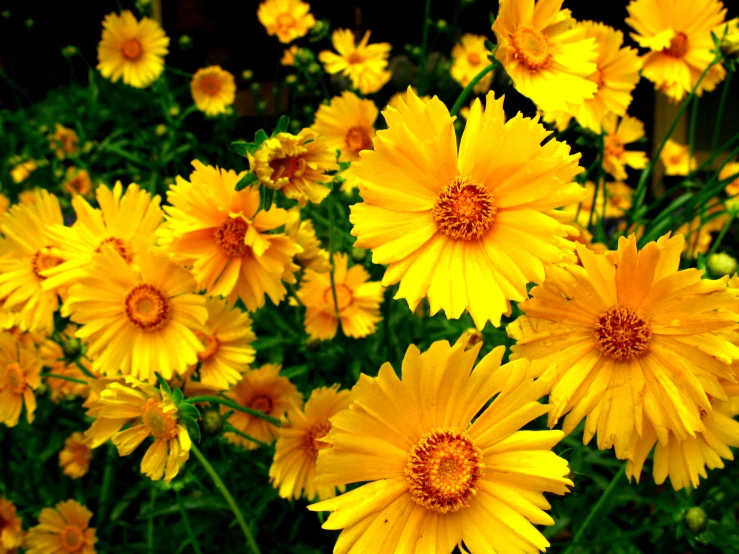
[190,66,236,116]
[61,167,93,198]
[602,114,649,180]
[258,0,315,44]
[0,496,24,552]
[661,139,696,176]
[59,432,93,479]
[312,91,377,164]
[721,162,739,197]
[48,124,78,160]
[25,500,97,554]
[450,34,492,93]
[0,333,41,428]
[281,45,299,66]
[285,208,330,273]
[319,29,391,94]
[10,160,36,184]
[676,208,727,258]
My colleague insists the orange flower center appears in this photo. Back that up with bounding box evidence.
[215,218,250,258]
[467,51,482,65]
[5,363,26,394]
[304,420,333,456]
[323,283,354,312]
[432,178,496,240]
[32,248,63,280]
[60,525,85,552]
[347,51,364,64]
[593,307,652,361]
[591,68,604,88]
[511,26,551,71]
[406,428,484,514]
[664,32,688,58]
[196,331,221,362]
[199,74,222,96]
[247,394,274,414]
[269,156,306,182]
[345,126,373,154]
[276,13,296,32]
[142,398,179,440]
[121,38,143,61]
[124,284,171,330]
[604,134,625,158]
[97,237,133,264]
[670,154,683,165]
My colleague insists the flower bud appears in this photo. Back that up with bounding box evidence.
[720,25,739,59]
[178,35,192,49]
[285,74,297,85]
[62,45,78,58]
[61,338,81,359]
[684,506,707,533]
[25,18,34,29]
[168,105,180,117]
[201,409,223,435]
[241,69,253,80]
[250,82,261,93]
[436,19,448,31]
[155,124,168,137]
[707,252,737,277]
[351,247,366,262]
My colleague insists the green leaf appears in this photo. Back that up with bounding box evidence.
[172,386,184,405]
[230,140,250,157]
[235,172,259,191]
[179,403,201,419]
[155,372,171,395]
[254,129,269,149]
[484,39,495,53]
[273,115,290,136]
[489,12,496,26]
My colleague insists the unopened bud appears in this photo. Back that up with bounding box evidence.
[285,74,297,85]
[201,409,223,435]
[241,69,253,80]
[351,247,366,262]
[720,27,739,59]
[707,252,737,277]
[61,338,81,359]
[684,506,708,533]
[155,124,168,137]
[169,105,180,117]
[178,35,192,49]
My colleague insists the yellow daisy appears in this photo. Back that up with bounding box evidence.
[257,0,315,44]
[59,432,93,480]
[223,364,302,450]
[9,160,36,184]
[297,253,384,341]
[61,167,93,198]
[722,162,739,197]
[451,34,492,93]
[661,138,696,176]
[492,0,598,112]
[602,114,649,180]
[191,66,236,116]
[62,247,207,383]
[507,234,739,460]
[25,500,96,554]
[0,339,42,439]
[319,29,392,94]
[286,208,330,273]
[387,88,430,110]
[350,89,585,328]
[160,161,302,310]
[0,496,24,553]
[97,10,169,88]
[312,91,378,163]
[82,377,130,448]
[626,0,727,102]
[48,124,79,160]
[269,385,353,501]
[281,45,299,66]
[309,337,572,553]
[676,207,727,258]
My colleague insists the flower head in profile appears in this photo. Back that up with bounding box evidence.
[319,29,392,94]
[62,167,93,198]
[270,385,353,501]
[59,432,93,480]
[507,234,739,460]
[312,91,377,164]
[10,160,36,184]
[285,208,330,273]
[602,114,649,180]
[309,337,572,553]
[350,89,585,328]
[25,500,96,554]
[258,0,315,44]
[451,34,492,94]
[661,139,696,176]
[191,66,236,116]
[48,124,78,160]
[97,10,169,88]
[0,496,24,553]
[82,377,130,448]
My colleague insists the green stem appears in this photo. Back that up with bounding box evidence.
[98,443,116,527]
[712,69,732,156]
[191,444,261,554]
[706,213,736,258]
[176,490,203,554]
[688,95,699,163]
[166,66,193,79]
[74,358,97,379]
[185,396,281,426]
[418,0,432,96]
[286,283,304,308]
[147,487,156,554]
[327,192,341,318]
[224,424,272,449]
[450,63,496,117]
[39,372,87,385]
[587,174,601,232]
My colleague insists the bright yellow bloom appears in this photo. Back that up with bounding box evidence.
[661,138,696,176]
[351,89,585,328]
[223,364,302,450]
[387,88,430,111]
[451,34,492,93]
[0,335,41,428]
[319,29,392,94]
[285,208,330,273]
[492,0,598,112]
[312,91,377,163]
[626,0,727,102]
[281,45,299,66]
[83,377,129,448]
[190,66,236,116]
[62,247,207,383]
[297,253,383,341]
[722,162,739,197]
[9,161,36,184]
[508,234,739,460]
[48,124,78,160]
[25,500,96,554]
[270,385,353,501]
[160,161,302,310]
[309,337,572,553]
[61,167,93,198]
[258,0,315,44]
[59,432,93,480]
[97,10,169,88]
[602,114,649,180]
[0,496,24,553]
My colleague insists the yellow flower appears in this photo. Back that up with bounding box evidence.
[59,432,93,479]
[269,385,353,501]
[722,162,739,197]
[319,29,392,94]
[0,190,64,332]
[312,91,377,164]
[223,364,302,450]
[250,129,338,206]
[61,167,93,198]
[540,109,572,132]
[297,253,383,341]
[18,189,40,205]
[10,160,36,184]
[190,66,236,116]
[451,34,492,93]
[25,500,96,554]
[0,333,41,428]
[602,114,649,180]
[573,22,642,133]
[97,10,169,88]
[257,0,315,44]
[0,194,8,218]
[48,124,78,160]
[285,208,330,273]
[309,337,572,553]
[160,161,302,310]
[507,234,739,460]
[281,45,299,66]
[0,496,24,552]
[661,138,696,176]
[350,89,585,328]
[626,0,727,102]
[62,248,207,383]
[83,377,130,448]
[492,0,598,112]
[387,88,430,111]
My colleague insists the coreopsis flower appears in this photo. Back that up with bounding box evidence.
[285,208,330,273]
[312,91,377,164]
[507,234,739,460]
[160,161,302,310]
[269,385,353,501]
[350,89,585,328]
[9,161,36,184]
[62,247,207,382]
[48,124,78,160]
[296,253,384,341]
[97,10,169,88]
[190,66,236,116]
[0,496,24,553]
[250,129,338,206]
[309,337,573,553]
[492,0,598,112]
[661,139,696,176]
[59,432,93,479]
[0,334,41,428]
[83,377,129,448]
[223,364,302,450]
[319,29,392,94]
[626,0,727,102]
[573,22,642,133]
[0,190,64,331]
[61,167,93,198]
[602,114,649,180]
[450,34,492,93]
[722,162,739,196]
[257,0,315,44]
[281,45,298,66]
[25,500,96,554]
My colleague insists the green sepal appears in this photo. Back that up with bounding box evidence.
[254,129,269,148]
[484,39,495,53]
[235,172,259,191]
[155,372,171,395]
[179,402,201,419]
[181,414,201,443]
[171,386,184,405]
[273,115,290,135]
[230,140,250,157]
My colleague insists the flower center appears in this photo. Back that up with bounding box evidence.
[593,307,652,361]
[142,398,179,440]
[32,248,63,279]
[276,13,296,31]
[269,156,306,182]
[347,51,364,64]
[97,237,133,264]
[670,154,683,165]
[215,218,250,258]
[590,68,604,88]
[5,363,25,394]
[345,127,373,154]
[604,134,625,158]
[467,52,482,65]
[247,394,273,414]
[60,525,85,552]
[323,284,354,311]
[511,26,551,70]
[124,284,171,330]
[121,38,143,61]
[406,428,484,514]
[199,74,222,96]
[304,420,332,456]
[664,32,688,58]
[196,331,221,362]
[432,178,496,240]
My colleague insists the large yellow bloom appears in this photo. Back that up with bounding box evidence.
[661,138,696,176]
[492,0,598,112]
[285,208,330,273]
[507,234,739,460]
[25,500,97,554]
[161,161,302,310]
[59,432,93,480]
[270,385,353,501]
[451,34,493,94]
[97,11,169,88]
[312,91,378,164]
[350,89,585,328]
[602,114,649,181]
[190,66,236,116]
[0,496,24,553]
[626,0,727,102]
[257,0,315,44]
[309,337,572,553]
[319,29,392,94]
[62,247,207,382]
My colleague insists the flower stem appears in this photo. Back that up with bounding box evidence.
[712,68,733,156]
[688,95,700,162]
[74,357,97,379]
[147,487,156,554]
[39,372,87,385]
[97,443,116,528]
[418,0,432,96]
[185,396,281,426]
[449,63,496,117]
[224,423,272,449]
[176,489,203,554]
[707,213,736,258]
[327,191,341,318]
